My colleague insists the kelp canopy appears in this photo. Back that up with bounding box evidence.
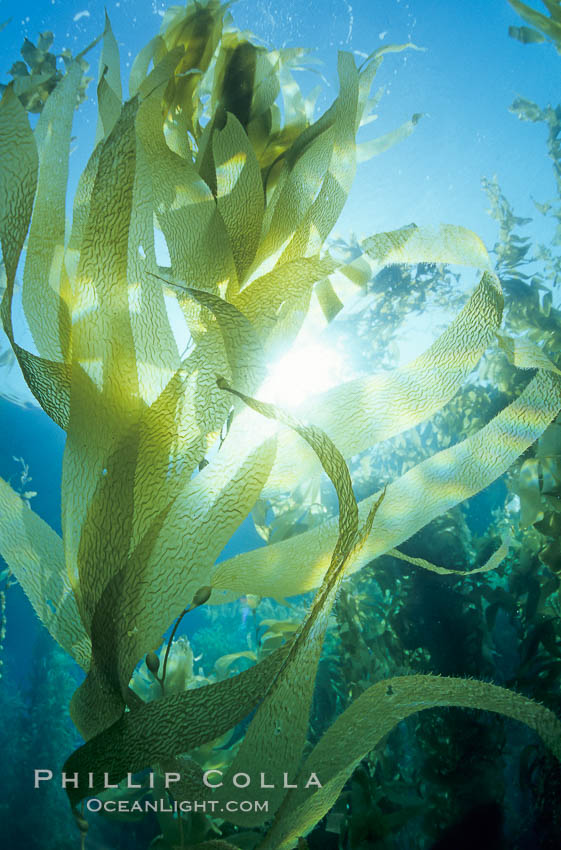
[0,1,561,846]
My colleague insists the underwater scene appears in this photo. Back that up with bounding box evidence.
[2,0,561,847]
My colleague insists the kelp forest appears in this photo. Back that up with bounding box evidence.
[0,1,561,848]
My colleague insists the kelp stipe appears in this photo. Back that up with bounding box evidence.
[0,2,561,847]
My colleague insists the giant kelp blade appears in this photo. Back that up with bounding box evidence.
[213,370,561,599]
[356,112,423,162]
[260,675,561,850]
[95,12,122,143]
[22,57,86,363]
[62,97,141,642]
[233,254,337,355]
[0,85,70,427]
[63,642,291,808]
[261,266,502,495]
[0,477,90,669]
[71,284,273,738]
[208,380,382,824]
[508,0,561,49]
[212,112,265,287]
[252,52,358,276]
[72,434,277,739]
[387,537,510,577]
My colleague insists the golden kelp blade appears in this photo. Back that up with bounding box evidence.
[22,57,86,363]
[260,267,502,495]
[213,370,561,600]
[0,477,90,668]
[260,675,561,850]
[0,86,70,428]
[70,285,272,739]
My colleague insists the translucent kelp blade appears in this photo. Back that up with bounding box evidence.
[278,52,359,265]
[212,112,265,287]
[65,146,102,288]
[387,536,510,576]
[213,370,561,600]
[233,255,337,354]
[126,280,269,542]
[126,142,180,404]
[363,222,492,271]
[260,675,561,850]
[70,435,277,739]
[62,99,140,624]
[70,287,271,737]
[129,35,164,95]
[135,86,237,296]
[0,86,70,427]
[252,52,358,276]
[497,331,561,374]
[0,477,90,669]
[63,641,291,808]
[208,379,383,824]
[22,57,86,362]
[356,112,423,162]
[95,13,122,144]
[262,268,502,494]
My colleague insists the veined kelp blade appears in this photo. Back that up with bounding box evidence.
[260,675,561,850]
[213,370,561,600]
[212,112,265,287]
[22,57,86,363]
[204,379,382,824]
[95,12,122,144]
[0,86,70,427]
[497,330,561,374]
[362,222,492,271]
[233,254,337,355]
[252,52,359,277]
[70,284,273,738]
[0,477,90,669]
[136,86,236,297]
[63,641,291,808]
[62,98,140,622]
[260,267,503,494]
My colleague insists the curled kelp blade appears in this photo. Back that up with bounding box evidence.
[63,641,291,808]
[70,434,277,740]
[260,674,561,850]
[497,331,561,374]
[212,369,561,600]
[0,477,90,669]
[387,536,510,577]
[201,379,383,824]
[232,254,338,357]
